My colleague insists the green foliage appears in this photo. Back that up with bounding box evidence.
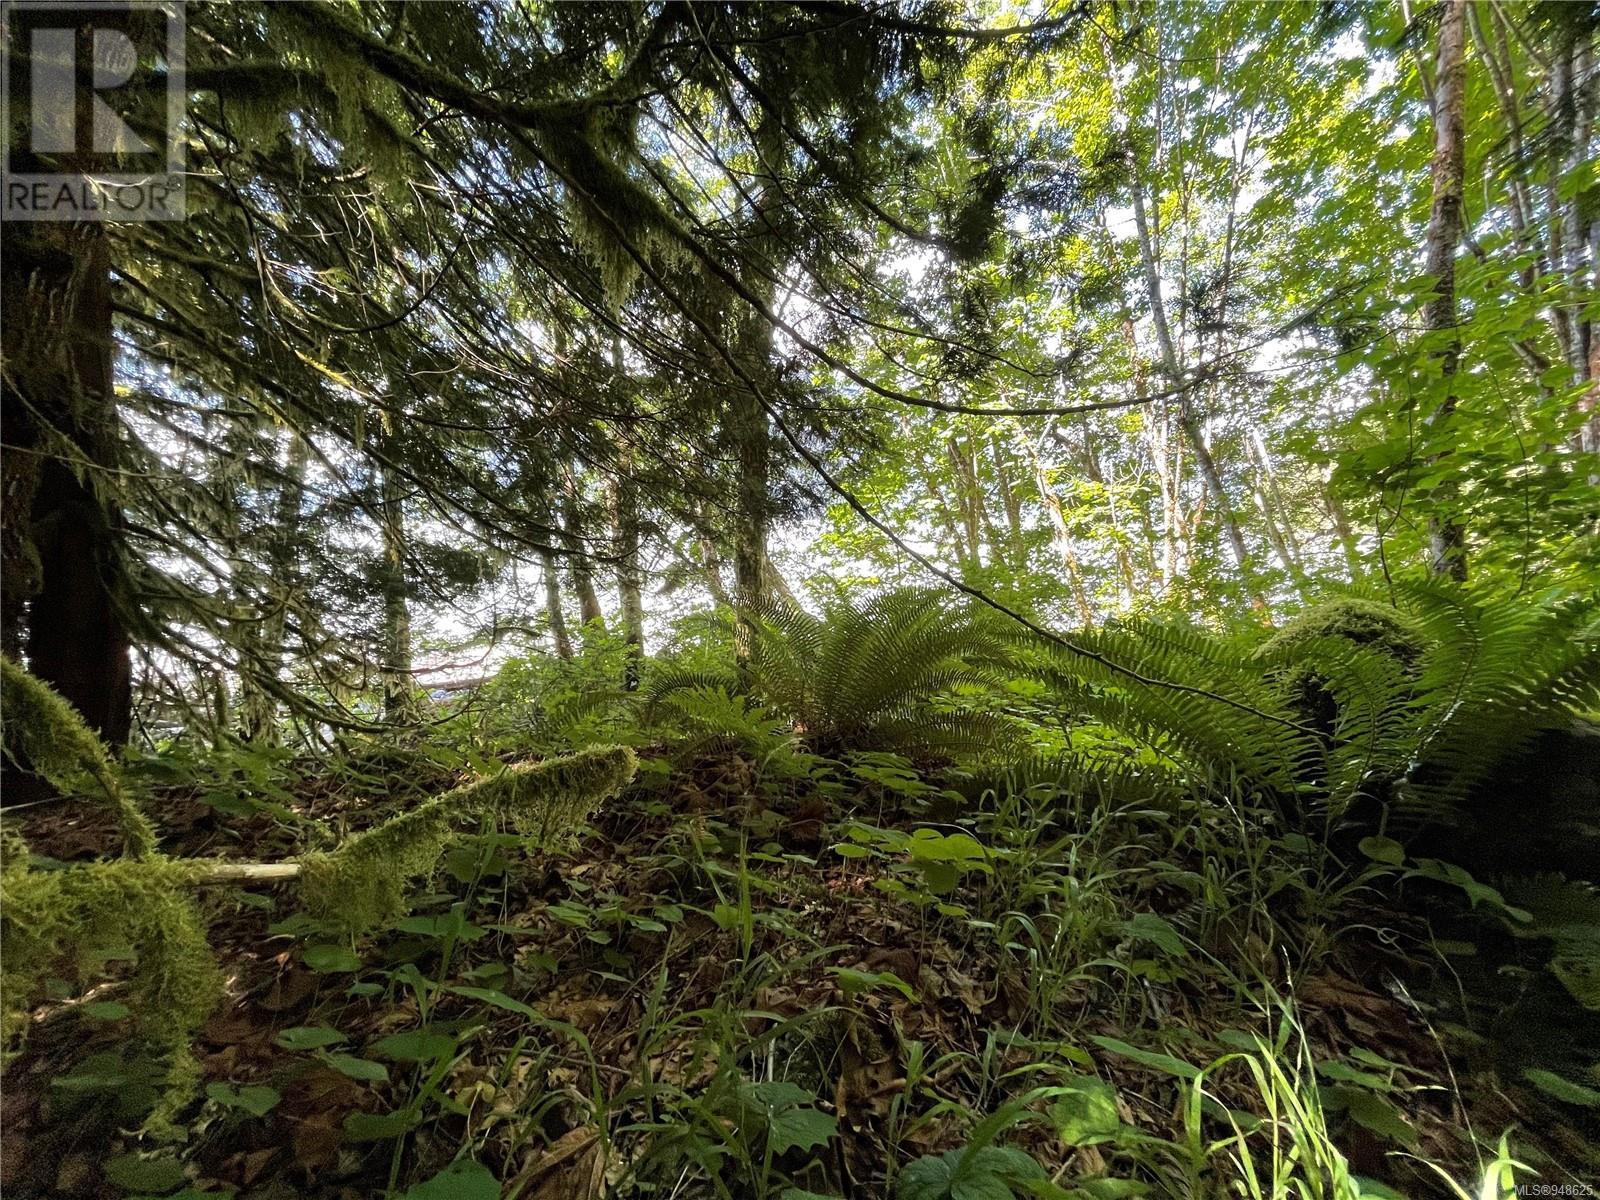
[0,855,219,1133]
[652,589,1027,758]
[1,655,158,858]
[297,745,637,937]
[1034,581,1600,830]
[1254,599,1426,734]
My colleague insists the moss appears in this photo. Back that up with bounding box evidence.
[298,745,636,937]
[1,656,158,859]
[1255,599,1427,735]
[1256,599,1426,666]
[0,856,220,1134]
[1,822,31,877]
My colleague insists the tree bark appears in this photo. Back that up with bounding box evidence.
[731,107,786,667]
[1423,0,1469,581]
[611,468,645,689]
[539,545,573,660]
[560,474,605,630]
[1024,433,1094,626]
[239,432,309,743]
[1130,188,1262,604]
[1,216,132,765]
[379,456,416,722]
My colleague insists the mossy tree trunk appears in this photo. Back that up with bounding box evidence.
[1,214,133,789]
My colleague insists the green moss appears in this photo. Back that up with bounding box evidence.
[1,822,31,878]
[298,745,636,937]
[1255,599,1427,734]
[0,856,220,1134]
[1256,599,1426,666]
[1,656,158,859]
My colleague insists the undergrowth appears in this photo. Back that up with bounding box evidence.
[2,585,1597,1197]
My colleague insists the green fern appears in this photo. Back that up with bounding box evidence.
[652,589,1028,757]
[1029,582,1600,834]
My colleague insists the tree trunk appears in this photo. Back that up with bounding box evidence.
[1,216,132,766]
[560,475,605,630]
[731,111,785,667]
[1131,187,1262,604]
[239,432,309,743]
[1423,0,1469,581]
[611,469,645,689]
[379,457,416,722]
[1024,434,1094,626]
[539,545,573,660]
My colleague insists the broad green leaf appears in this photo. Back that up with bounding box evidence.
[398,1158,500,1200]
[304,944,361,973]
[1523,1068,1600,1107]
[103,1154,187,1193]
[370,1030,457,1062]
[1090,1036,1201,1081]
[451,985,540,1019]
[275,1025,345,1050]
[343,1109,422,1141]
[81,1000,131,1021]
[1048,1076,1123,1146]
[205,1082,281,1117]
[1357,836,1405,866]
[322,1052,389,1082]
[1116,913,1186,957]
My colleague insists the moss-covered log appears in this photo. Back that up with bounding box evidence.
[296,745,636,937]
[1,654,157,857]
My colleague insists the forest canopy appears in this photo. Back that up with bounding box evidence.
[1,1,1598,1198]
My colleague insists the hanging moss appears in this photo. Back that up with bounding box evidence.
[0,855,219,1134]
[0,655,158,859]
[297,745,636,937]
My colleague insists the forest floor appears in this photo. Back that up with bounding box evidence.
[3,747,1595,1200]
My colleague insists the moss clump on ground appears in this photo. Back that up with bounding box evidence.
[0,854,219,1133]
[297,745,637,937]
[1,655,158,859]
[1254,599,1427,734]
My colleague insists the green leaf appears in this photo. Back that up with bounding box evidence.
[739,1080,838,1156]
[343,1109,422,1141]
[1316,1061,1393,1091]
[103,1154,188,1194]
[304,944,361,972]
[275,1025,345,1050]
[1357,836,1405,866]
[1336,1089,1417,1145]
[1117,913,1186,957]
[769,1103,838,1156]
[205,1082,281,1117]
[450,985,539,1019]
[370,1030,457,1062]
[398,1158,500,1200]
[830,966,918,1002]
[1048,1076,1123,1146]
[395,912,486,941]
[1523,1068,1600,1107]
[322,1052,389,1082]
[897,1152,956,1200]
[52,1065,130,1092]
[1352,1179,1408,1200]
[1090,1036,1201,1080]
